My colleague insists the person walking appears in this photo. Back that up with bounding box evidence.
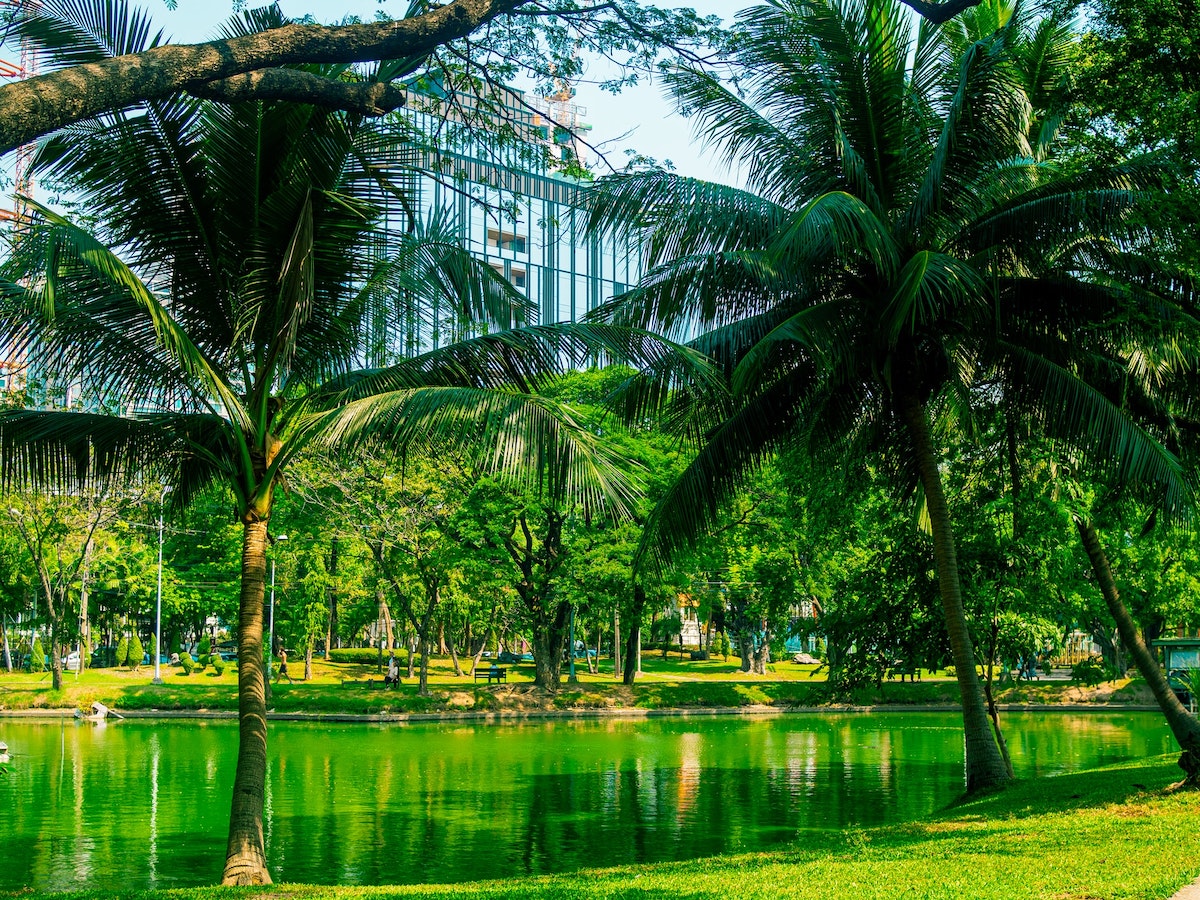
[276,648,294,684]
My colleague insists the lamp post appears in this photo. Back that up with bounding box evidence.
[268,534,288,679]
[152,486,172,685]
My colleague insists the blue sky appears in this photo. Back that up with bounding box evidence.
[157,0,741,183]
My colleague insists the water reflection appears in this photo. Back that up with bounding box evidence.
[0,712,1174,891]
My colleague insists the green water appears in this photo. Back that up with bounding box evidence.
[0,711,1174,891]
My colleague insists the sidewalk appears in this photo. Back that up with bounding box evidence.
[1169,877,1200,899]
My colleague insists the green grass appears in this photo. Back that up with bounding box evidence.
[0,657,1151,716]
[15,757,1199,900]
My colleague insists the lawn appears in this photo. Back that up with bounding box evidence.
[0,652,1153,716]
[16,757,1200,900]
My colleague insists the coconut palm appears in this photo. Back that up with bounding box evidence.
[586,0,1188,793]
[0,5,689,883]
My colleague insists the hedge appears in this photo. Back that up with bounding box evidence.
[328,647,410,665]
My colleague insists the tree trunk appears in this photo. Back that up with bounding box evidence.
[1076,518,1200,784]
[623,585,648,685]
[326,537,340,653]
[613,609,621,679]
[982,617,1015,779]
[2,613,11,673]
[304,646,313,682]
[737,631,753,673]
[470,600,501,675]
[448,630,464,677]
[222,518,272,885]
[417,598,436,697]
[531,601,569,692]
[898,390,1011,793]
[49,628,63,692]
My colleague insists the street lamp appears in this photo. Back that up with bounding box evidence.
[152,486,172,685]
[268,534,288,678]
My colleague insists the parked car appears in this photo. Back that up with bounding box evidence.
[90,646,118,668]
[498,650,534,664]
[61,651,82,672]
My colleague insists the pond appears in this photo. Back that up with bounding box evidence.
[0,711,1174,891]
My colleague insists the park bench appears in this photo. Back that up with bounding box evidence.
[474,667,507,684]
[886,660,921,682]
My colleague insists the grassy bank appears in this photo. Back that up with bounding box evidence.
[0,655,1154,716]
[17,757,1200,900]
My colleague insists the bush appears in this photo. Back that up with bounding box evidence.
[30,636,45,672]
[179,653,195,675]
[193,654,207,673]
[198,635,211,657]
[116,636,129,668]
[1072,655,1107,687]
[945,665,956,678]
[211,655,226,675]
[328,647,409,665]
[128,633,144,669]
[716,632,731,659]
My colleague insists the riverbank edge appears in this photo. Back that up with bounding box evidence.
[0,701,1164,723]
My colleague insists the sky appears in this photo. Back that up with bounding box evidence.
[155,0,743,184]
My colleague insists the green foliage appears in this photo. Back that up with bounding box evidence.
[30,636,44,672]
[328,648,407,665]
[1072,656,1108,687]
[715,631,731,659]
[198,635,211,657]
[127,633,143,669]
[211,655,226,676]
[178,653,195,675]
[115,636,128,669]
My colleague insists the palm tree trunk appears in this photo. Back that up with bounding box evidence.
[222,518,272,885]
[1075,518,1200,784]
[898,391,1011,793]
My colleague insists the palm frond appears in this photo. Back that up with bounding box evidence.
[1000,344,1194,516]
[0,409,231,502]
[310,386,639,516]
[10,0,160,70]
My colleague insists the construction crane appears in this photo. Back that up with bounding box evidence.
[0,0,37,224]
[0,0,37,393]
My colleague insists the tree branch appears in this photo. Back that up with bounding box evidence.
[897,0,986,25]
[0,0,523,154]
[188,69,407,116]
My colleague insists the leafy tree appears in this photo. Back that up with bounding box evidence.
[587,0,1184,793]
[0,7,646,879]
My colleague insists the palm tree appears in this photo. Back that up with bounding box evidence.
[0,5,677,883]
[587,0,1185,794]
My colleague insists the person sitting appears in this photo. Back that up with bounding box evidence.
[385,653,400,688]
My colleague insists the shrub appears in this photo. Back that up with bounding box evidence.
[116,636,129,668]
[198,635,211,657]
[193,654,207,673]
[211,655,226,675]
[128,633,144,669]
[945,665,956,678]
[716,632,731,659]
[30,636,45,672]
[1072,655,1107,687]
[179,653,195,675]
[328,647,409,665]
